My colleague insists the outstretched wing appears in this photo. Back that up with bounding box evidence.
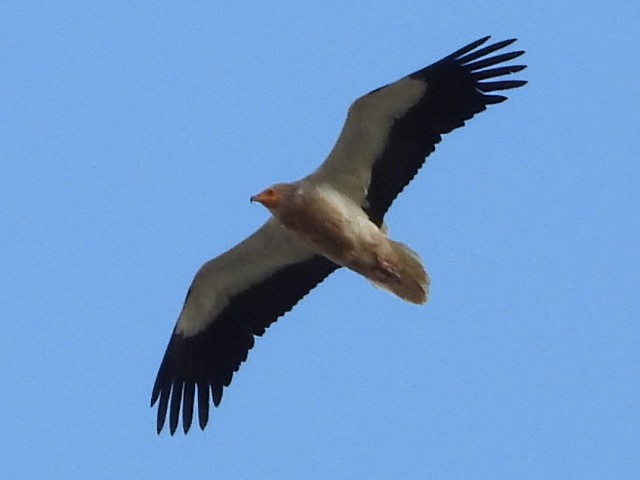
[151,219,339,434]
[309,36,527,225]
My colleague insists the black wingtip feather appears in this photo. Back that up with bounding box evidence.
[169,379,184,435]
[155,381,170,434]
[456,38,517,65]
[478,80,528,92]
[464,50,525,72]
[182,381,195,434]
[444,36,491,61]
[472,64,526,80]
[483,94,509,105]
[150,389,159,408]
[197,382,210,430]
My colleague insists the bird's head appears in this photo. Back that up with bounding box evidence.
[250,186,280,211]
[251,183,303,218]
[251,183,302,215]
[251,183,300,213]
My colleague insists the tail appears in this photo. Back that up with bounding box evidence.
[368,240,430,304]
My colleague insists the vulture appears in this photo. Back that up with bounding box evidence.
[151,36,526,434]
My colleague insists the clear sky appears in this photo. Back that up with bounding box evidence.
[1,2,638,479]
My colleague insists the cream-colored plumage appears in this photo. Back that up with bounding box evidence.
[151,36,526,435]
[251,181,429,304]
[175,219,315,337]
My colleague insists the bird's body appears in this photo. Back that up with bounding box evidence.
[252,181,429,304]
[151,36,527,434]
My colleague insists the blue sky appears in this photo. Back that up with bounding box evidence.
[2,2,639,479]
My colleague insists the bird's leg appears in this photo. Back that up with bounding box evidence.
[373,252,402,283]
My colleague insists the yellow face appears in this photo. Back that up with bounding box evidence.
[250,187,280,210]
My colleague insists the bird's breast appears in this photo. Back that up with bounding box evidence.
[276,185,382,266]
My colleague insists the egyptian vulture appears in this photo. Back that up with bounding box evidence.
[151,36,526,434]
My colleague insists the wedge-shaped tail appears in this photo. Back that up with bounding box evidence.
[368,240,430,304]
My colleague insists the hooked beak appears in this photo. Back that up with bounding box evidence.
[250,189,279,209]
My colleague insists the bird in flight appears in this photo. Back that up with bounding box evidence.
[151,36,526,434]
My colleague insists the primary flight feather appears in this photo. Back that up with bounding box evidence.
[151,36,527,434]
